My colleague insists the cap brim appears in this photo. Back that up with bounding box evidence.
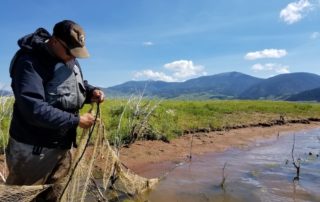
[70,46,90,58]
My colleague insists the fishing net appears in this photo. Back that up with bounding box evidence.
[0,107,158,201]
[0,184,50,202]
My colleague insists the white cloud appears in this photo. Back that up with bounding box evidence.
[142,41,154,46]
[251,64,265,71]
[133,60,207,82]
[276,67,290,74]
[244,49,287,60]
[164,60,207,79]
[251,63,290,74]
[133,70,175,82]
[311,32,320,39]
[280,0,312,24]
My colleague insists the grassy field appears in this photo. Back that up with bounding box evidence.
[1,97,320,149]
[98,99,320,144]
[0,97,14,151]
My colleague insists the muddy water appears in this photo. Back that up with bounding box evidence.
[138,128,320,202]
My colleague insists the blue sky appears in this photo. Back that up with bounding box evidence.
[1,0,320,89]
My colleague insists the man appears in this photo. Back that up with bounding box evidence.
[5,20,104,199]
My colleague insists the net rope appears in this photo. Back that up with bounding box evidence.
[0,107,158,202]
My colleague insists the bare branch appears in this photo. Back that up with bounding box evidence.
[188,134,194,161]
[291,134,300,181]
[220,162,228,190]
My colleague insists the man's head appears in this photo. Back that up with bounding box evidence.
[52,20,89,59]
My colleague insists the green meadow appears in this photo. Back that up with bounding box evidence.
[97,99,320,144]
[1,97,320,149]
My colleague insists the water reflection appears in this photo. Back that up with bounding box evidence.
[140,128,320,202]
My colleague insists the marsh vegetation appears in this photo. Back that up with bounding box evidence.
[1,97,320,149]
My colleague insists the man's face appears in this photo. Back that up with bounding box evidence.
[52,37,75,62]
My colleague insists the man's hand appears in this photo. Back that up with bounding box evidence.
[79,113,96,129]
[91,89,105,103]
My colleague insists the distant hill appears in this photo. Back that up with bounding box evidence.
[105,72,262,99]
[239,72,320,100]
[164,72,263,98]
[104,72,320,100]
[105,80,178,97]
[0,90,12,96]
[286,87,320,102]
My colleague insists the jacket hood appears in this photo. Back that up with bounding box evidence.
[17,28,51,51]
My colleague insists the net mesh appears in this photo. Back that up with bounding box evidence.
[0,184,50,202]
[0,111,158,202]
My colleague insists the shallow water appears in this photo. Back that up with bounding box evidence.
[138,128,320,202]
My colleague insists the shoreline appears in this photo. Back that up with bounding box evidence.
[119,121,320,178]
[1,121,319,181]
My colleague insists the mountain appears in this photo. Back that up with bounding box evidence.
[286,87,320,102]
[105,80,178,97]
[104,72,320,100]
[239,72,320,100]
[105,72,262,99]
[0,90,12,96]
[156,72,263,98]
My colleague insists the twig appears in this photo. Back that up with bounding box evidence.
[291,134,300,181]
[115,95,134,155]
[188,134,194,161]
[220,162,228,190]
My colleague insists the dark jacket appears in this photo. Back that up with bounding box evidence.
[9,28,95,149]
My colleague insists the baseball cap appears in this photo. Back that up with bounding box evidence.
[53,20,90,58]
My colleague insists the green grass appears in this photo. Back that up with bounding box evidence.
[1,97,320,149]
[0,97,14,152]
[97,99,320,143]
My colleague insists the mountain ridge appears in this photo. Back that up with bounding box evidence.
[286,87,320,101]
[104,71,320,100]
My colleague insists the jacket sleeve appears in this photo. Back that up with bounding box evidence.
[12,58,80,130]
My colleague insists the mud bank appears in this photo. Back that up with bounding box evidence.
[119,122,320,177]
